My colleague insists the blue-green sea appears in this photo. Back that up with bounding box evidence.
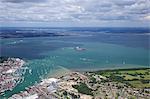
[0,27,149,98]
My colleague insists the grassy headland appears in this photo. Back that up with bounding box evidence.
[89,68,150,88]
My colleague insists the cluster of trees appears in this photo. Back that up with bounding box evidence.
[72,83,93,96]
[90,77,97,83]
[63,91,80,99]
[109,75,125,82]
[140,80,150,84]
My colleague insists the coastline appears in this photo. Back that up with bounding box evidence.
[45,65,150,78]
[72,65,149,72]
[9,67,150,99]
[46,66,72,78]
[45,64,149,79]
[1,58,149,98]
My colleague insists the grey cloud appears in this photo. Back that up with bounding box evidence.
[1,0,47,3]
[0,0,150,22]
[126,1,150,14]
[111,0,136,6]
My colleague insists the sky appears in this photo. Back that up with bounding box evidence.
[0,0,150,27]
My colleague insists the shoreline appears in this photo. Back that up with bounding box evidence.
[72,66,150,73]
[46,66,72,78]
[45,65,149,79]
[9,67,150,99]
[1,58,149,98]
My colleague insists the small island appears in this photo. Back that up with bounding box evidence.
[0,57,25,94]
[10,68,150,99]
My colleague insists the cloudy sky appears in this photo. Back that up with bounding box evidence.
[0,0,150,27]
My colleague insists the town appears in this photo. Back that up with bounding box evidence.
[0,57,25,94]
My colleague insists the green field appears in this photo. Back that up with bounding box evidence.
[94,68,150,88]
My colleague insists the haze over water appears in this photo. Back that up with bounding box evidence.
[0,27,150,97]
